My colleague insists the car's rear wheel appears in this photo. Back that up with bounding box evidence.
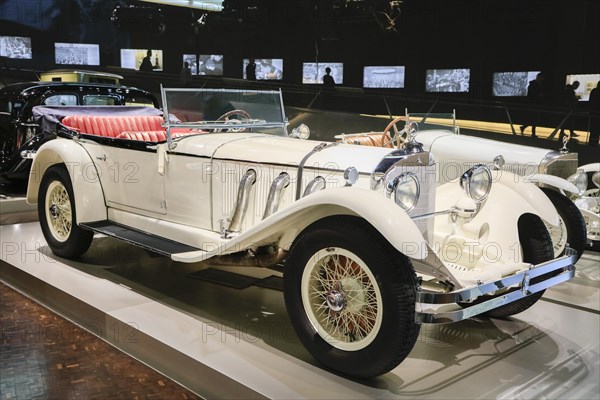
[39,165,93,258]
[283,216,420,379]
[541,188,586,262]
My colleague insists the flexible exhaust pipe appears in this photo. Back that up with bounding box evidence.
[303,176,326,197]
[226,169,256,235]
[263,173,290,219]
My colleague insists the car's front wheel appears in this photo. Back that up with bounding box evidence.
[283,216,420,379]
[38,164,93,259]
[481,213,554,318]
[541,188,586,262]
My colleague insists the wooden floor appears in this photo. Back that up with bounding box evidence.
[0,281,200,400]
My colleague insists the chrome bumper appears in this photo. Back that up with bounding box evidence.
[415,248,577,323]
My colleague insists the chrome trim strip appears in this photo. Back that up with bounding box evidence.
[415,249,577,323]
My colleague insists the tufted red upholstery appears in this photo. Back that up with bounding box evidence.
[61,115,203,143]
[62,115,165,138]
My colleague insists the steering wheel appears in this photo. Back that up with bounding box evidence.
[380,116,409,148]
[214,109,252,132]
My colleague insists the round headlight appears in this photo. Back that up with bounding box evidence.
[386,172,420,212]
[567,168,588,194]
[291,124,310,140]
[460,164,492,202]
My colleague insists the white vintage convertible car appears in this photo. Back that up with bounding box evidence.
[336,112,595,258]
[27,88,576,379]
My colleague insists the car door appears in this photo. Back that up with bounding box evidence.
[81,139,167,216]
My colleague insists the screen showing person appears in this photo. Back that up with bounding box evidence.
[565,73,600,101]
[0,36,32,59]
[242,58,283,80]
[425,69,470,93]
[302,63,344,84]
[199,55,224,76]
[55,43,100,66]
[492,71,540,97]
[182,54,198,75]
[363,66,405,88]
[120,49,164,71]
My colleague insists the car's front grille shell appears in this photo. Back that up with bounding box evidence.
[541,156,578,179]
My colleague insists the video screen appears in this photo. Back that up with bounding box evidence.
[566,73,600,101]
[363,66,405,88]
[492,71,540,96]
[199,54,224,76]
[425,69,470,92]
[302,62,344,85]
[182,54,197,75]
[242,58,283,80]
[0,36,32,59]
[120,49,164,71]
[55,43,100,66]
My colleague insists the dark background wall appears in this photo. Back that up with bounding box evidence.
[1,0,599,103]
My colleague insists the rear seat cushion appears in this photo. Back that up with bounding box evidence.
[62,115,165,138]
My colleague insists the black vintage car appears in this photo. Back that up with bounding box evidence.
[0,81,159,182]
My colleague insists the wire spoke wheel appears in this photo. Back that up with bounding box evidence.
[284,216,420,378]
[38,165,93,259]
[302,248,383,351]
[545,216,567,257]
[45,181,72,242]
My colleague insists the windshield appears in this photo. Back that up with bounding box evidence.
[161,87,288,136]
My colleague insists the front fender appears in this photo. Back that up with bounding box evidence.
[526,173,579,195]
[435,173,560,266]
[26,138,106,224]
[579,162,600,173]
[495,170,560,226]
[204,186,429,260]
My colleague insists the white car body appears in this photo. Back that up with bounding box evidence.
[25,88,576,378]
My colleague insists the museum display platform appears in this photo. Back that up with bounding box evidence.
[1,213,599,399]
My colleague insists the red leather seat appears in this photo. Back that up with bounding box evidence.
[62,115,165,138]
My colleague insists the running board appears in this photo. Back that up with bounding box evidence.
[80,220,202,257]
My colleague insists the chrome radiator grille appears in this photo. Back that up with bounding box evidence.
[542,157,578,179]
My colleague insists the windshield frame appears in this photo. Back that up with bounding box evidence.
[160,86,288,145]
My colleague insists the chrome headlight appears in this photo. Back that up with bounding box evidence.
[290,124,310,139]
[567,168,588,194]
[460,164,492,202]
[386,172,420,212]
[592,171,600,189]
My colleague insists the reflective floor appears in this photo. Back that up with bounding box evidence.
[1,221,599,399]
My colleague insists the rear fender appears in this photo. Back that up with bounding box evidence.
[26,139,107,224]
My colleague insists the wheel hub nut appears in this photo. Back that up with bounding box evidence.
[49,204,59,218]
[326,290,346,312]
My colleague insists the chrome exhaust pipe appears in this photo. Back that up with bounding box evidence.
[303,176,326,197]
[263,173,290,219]
[226,169,256,234]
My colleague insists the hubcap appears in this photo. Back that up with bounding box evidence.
[326,290,346,312]
[45,181,72,242]
[301,248,383,351]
